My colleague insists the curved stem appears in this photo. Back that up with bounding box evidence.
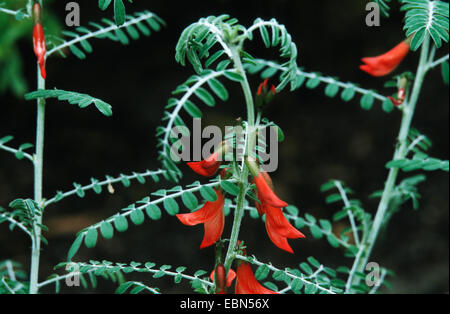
[347,35,432,293]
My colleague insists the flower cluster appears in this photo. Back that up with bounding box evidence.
[176,121,305,293]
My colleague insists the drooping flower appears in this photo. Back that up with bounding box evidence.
[176,189,225,249]
[32,3,47,79]
[264,204,305,253]
[187,152,221,177]
[235,260,278,294]
[210,264,236,294]
[187,142,228,177]
[360,39,410,77]
[253,172,288,208]
[254,172,305,253]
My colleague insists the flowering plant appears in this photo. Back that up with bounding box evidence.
[0,0,448,295]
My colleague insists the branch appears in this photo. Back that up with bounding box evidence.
[428,54,449,69]
[0,137,34,163]
[0,211,34,240]
[334,181,361,247]
[0,7,30,19]
[250,59,389,103]
[44,169,172,207]
[45,11,159,58]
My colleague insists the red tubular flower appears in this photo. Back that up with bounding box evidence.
[32,3,47,79]
[253,171,305,253]
[187,152,221,177]
[210,265,237,294]
[235,261,278,294]
[187,142,229,177]
[176,189,225,249]
[253,172,288,208]
[360,40,410,77]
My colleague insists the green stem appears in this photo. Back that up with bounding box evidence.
[29,63,46,294]
[223,45,256,271]
[348,35,432,292]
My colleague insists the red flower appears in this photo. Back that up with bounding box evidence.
[256,79,277,108]
[210,265,236,294]
[176,189,225,249]
[253,172,288,208]
[254,172,305,253]
[235,261,278,294]
[32,3,47,79]
[187,152,221,177]
[360,40,410,77]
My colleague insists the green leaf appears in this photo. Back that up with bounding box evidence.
[327,234,340,248]
[99,0,112,10]
[325,83,339,98]
[300,262,313,275]
[319,220,332,232]
[84,228,98,248]
[382,99,395,113]
[220,181,240,196]
[207,78,229,101]
[130,210,145,225]
[69,45,86,59]
[254,264,270,280]
[200,186,218,202]
[164,198,179,216]
[310,225,323,239]
[146,204,162,220]
[306,77,321,89]
[291,278,303,293]
[181,192,198,210]
[184,101,202,118]
[114,215,129,232]
[360,93,374,110]
[25,89,113,117]
[100,221,114,239]
[224,71,244,82]
[442,61,449,85]
[114,0,126,25]
[194,87,215,107]
[341,86,356,102]
[68,234,84,261]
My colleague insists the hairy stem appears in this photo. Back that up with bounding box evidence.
[223,45,256,271]
[29,61,46,295]
[347,35,432,292]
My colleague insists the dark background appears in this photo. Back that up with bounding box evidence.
[0,0,448,293]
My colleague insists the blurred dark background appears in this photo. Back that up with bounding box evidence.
[0,0,448,293]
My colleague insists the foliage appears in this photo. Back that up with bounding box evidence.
[0,0,448,295]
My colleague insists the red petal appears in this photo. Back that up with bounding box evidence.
[210,268,236,287]
[254,173,288,208]
[265,205,305,239]
[235,262,278,294]
[187,153,221,177]
[200,204,224,249]
[265,217,294,253]
[176,190,224,226]
[360,41,410,77]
